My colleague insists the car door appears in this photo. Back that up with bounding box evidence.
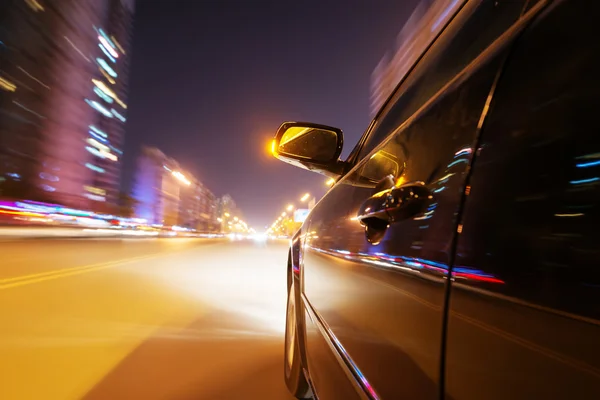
[445,1,600,399]
[300,1,536,398]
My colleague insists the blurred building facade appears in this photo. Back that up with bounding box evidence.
[132,146,219,231]
[179,181,219,232]
[370,0,462,116]
[216,194,245,233]
[84,0,134,208]
[0,0,134,211]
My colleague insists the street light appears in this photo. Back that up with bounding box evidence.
[300,193,310,202]
[325,178,335,186]
[224,212,230,217]
[281,212,287,217]
[234,216,239,221]
[286,204,294,212]
[172,170,191,186]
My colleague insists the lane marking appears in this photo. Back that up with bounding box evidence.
[0,239,230,290]
[0,253,163,284]
[0,238,227,284]
[0,252,164,290]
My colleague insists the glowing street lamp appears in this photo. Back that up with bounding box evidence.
[224,212,230,217]
[172,170,191,185]
[300,193,310,202]
[325,178,335,186]
[286,204,294,212]
[281,212,287,217]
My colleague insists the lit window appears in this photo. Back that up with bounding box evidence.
[98,36,118,58]
[85,163,105,173]
[92,79,126,108]
[87,138,110,152]
[86,146,106,158]
[89,125,107,137]
[84,186,106,196]
[111,108,126,122]
[110,35,126,54]
[97,58,117,77]
[85,193,106,202]
[98,29,118,50]
[102,151,118,161]
[99,43,116,63]
[85,99,113,117]
[25,0,44,12]
[94,87,113,103]
[39,172,59,182]
[89,130,107,142]
[99,67,116,84]
[109,145,123,155]
[0,76,17,92]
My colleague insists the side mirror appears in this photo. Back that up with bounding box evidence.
[272,121,346,177]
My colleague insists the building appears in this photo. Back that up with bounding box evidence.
[370,52,395,118]
[216,194,246,233]
[369,0,461,116]
[132,146,219,230]
[0,0,134,211]
[179,181,219,232]
[83,0,135,208]
[217,194,240,218]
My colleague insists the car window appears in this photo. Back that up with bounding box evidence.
[453,0,600,321]
[446,1,600,398]
[358,0,526,161]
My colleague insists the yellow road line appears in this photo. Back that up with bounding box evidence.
[0,252,164,290]
[0,253,163,284]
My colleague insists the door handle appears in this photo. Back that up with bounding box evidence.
[357,181,432,229]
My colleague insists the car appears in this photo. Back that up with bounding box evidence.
[271,1,600,399]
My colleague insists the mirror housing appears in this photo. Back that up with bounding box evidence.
[272,121,346,177]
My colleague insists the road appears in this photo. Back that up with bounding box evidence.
[0,237,295,400]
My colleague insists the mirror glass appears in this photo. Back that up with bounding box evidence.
[278,127,339,163]
[361,150,400,182]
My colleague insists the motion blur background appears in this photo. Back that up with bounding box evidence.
[0,0,459,399]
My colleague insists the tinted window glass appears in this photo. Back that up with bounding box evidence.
[359,0,525,159]
[446,2,600,399]
[454,0,600,318]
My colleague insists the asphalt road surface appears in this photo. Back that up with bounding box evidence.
[0,237,296,400]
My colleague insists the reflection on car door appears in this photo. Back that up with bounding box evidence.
[301,1,535,398]
[445,1,600,399]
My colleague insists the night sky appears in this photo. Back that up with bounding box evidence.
[123,0,419,228]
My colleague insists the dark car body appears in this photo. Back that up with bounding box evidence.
[277,0,600,399]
